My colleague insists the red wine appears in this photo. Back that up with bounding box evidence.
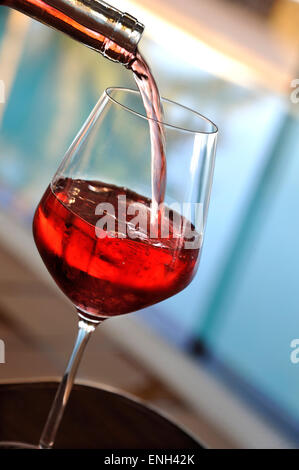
[33,178,200,319]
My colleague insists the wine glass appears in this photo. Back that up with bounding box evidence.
[0,87,218,449]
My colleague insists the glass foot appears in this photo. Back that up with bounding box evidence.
[0,441,37,449]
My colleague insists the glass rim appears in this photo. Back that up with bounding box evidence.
[105,87,218,136]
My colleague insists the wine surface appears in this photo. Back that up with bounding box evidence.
[33,178,200,319]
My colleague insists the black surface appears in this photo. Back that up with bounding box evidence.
[0,382,203,449]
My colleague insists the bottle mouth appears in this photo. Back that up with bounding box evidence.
[114,12,144,53]
[48,0,145,56]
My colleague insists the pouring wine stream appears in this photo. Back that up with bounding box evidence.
[130,51,167,222]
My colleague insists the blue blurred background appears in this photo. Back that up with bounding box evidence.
[0,0,299,446]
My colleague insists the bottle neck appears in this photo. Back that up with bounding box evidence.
[1,0,144,65]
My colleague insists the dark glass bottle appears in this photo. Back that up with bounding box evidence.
[0,0,144,65]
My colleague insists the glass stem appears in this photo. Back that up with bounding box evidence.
[39,318,100,449]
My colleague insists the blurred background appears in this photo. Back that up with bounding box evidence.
[0,0,299,448]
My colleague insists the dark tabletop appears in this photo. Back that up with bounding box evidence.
[0,381,203,449]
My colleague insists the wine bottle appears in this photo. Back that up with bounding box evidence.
[0,0,144,65]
